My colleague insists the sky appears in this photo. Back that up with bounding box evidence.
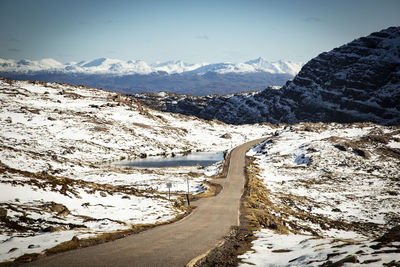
[0,0,399,64]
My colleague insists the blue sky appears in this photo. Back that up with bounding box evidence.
[0,0,399,64]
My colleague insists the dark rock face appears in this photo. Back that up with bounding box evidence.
[282,26,400,124]
[133,27,400,125]
[132,90,277,124]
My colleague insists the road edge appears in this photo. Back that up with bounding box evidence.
[187,137,267,267]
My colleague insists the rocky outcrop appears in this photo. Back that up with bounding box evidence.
[276,26,400,124]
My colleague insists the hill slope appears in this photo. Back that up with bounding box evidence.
[240,122,400,266]
[0,77,270,263]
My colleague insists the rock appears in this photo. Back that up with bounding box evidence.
[57,209,70,217]
[0,208,7,218]
[376,225,400,244]
[122,195,131,199]
[71,236,79,242]
[220,133,232,139]
[100,192,107,197]
[49,203,68,214]
[42,226,57,232]
[8,248,18,253]
[334,144,347,151]
[353,148,371,159]
[321,255,358,267]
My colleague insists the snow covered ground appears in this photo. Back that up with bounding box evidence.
[240,229,400,267]
[241,123,400,266]
[0,78,271,263]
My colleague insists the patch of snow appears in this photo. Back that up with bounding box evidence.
[388,141,400,149]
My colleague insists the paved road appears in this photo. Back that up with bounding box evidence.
[27,138,266,267]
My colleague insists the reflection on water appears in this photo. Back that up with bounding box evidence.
[121,152,224,168]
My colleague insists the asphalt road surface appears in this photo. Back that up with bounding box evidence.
[26,138,266,267]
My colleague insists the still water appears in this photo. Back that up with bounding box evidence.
[121,152,224,168]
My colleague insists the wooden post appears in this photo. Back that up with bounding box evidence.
[186,177,190,207]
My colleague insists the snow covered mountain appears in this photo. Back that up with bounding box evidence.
[0,57,300,95]
[0,58,65,72]
[151,60,208,74]
[0,57,301,75]
[135,26,400,125]
[185,58,302,75]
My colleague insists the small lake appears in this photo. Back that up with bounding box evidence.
[121,152,224,168]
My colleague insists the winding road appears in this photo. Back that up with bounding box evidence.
[26,138,266,267]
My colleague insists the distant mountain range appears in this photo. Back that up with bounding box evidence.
[0,57,302,95]
[134,26,400,125]
[0,57,302,75]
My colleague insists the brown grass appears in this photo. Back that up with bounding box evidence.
[91,126,108,132]
[241,158,290,234]
[194,181,222,199]
[161,126,188,135]
[132,122,153,129]
[20,106,40,115]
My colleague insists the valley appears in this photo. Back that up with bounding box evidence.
[1,25,399,267]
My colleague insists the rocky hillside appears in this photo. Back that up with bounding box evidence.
[134,26,400,125]
[132,90,271,124]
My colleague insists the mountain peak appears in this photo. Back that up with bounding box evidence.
[245,57,267,64]
[81,58,109,68]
